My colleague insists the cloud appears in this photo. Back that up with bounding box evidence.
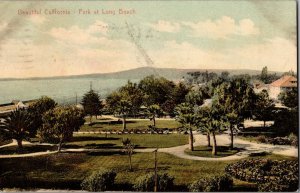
[250,0,296,45]
[149,40,226,69]
[226,37,296,71]
[0,21,143,78]
[148,20,180,33]
[0,22,8,31]
[49,20,109,45]
[28,15,46,24]
[183,16,260,39]
[149,37,296,72]
[87,20,109,35]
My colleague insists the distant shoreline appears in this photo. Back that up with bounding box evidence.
[0,67,283,81]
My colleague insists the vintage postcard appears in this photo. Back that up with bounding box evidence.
[0,0,298,192]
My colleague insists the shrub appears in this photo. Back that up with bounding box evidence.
[133,173,174,191]
[256,135,267,143]
[258,181,289,192]
[189,178,210,192]
[225,159,298,191]
[254,134,298,147]
[81,168,116,191]
[189,174,233,192]
[288,133,298,147]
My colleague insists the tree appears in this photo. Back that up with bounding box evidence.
[122,138,135,171]
[81,90,103,122]
[146,105,164,128]
[220,71,230,81]
[106,81,144,131]
[40,106,85,152]
[106,92,132,131]
[171,82,190,105]
[253,90,275,128]
[175,103,197,151]
[138,75,175,107]
[213,78,256,149]
[278,88,298,109]
[185,90,204,106]
[276,88,298,136]
[27,96,56,137]
[195,107,212,147]
[162,82,190,116]
[118,81,144,117]
[0,108,31,149]
[257,66,280,84]
[261,66,268,83]
[200,106,226,155]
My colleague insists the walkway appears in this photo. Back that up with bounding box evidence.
[0,134,297,160]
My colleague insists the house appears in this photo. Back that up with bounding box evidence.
[268,75,297,100]
[252,80,268,94]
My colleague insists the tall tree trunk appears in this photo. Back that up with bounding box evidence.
[123,116,127,131]
[90,115,92,123]
[189,126,194,151]
[58,138,63,152]
[212,131,217,156]
[229,125,234,149]
[263,120,266,129]
[129,154,132,171]
[153,116,156,128]
[17,139,23,149]
[207,132,211,147]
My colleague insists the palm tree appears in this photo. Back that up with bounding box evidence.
[146,104,164,128]
[195,108,211,147]
[122,138,135,171]
[0,108,31,149]
[175,103,197,151]
[196,106,226,155]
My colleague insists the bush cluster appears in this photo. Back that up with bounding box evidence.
[189,174,233,192]
[133,173,174,191]
[81,168,116,191]
[256,134,298,147]
[225,159,298,191]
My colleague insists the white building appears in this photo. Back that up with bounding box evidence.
[268,75,297,100]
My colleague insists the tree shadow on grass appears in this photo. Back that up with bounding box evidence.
[86,151,124,156]
[63,143,123,149]
[70,136,119,142]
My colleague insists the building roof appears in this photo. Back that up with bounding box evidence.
[0,99,37,113]
[270,75,297,88]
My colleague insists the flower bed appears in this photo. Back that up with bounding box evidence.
[225,159,298,191]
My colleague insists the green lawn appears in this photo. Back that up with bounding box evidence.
[80,119,181,132]
[0,152,295,191]
[66,133,188,148]
[184,146,239,158]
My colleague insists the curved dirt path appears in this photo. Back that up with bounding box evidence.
[158,134,298,161]
[0,134,297,160]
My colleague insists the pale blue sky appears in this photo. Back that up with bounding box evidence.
[0,0,296,78]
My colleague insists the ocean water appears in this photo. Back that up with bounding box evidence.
[0,78,138,104]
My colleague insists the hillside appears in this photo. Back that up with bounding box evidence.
[0,67,283,81]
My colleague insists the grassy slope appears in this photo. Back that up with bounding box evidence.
[184,146,239,158]
[66,133,188,148]
[0,152,295,191]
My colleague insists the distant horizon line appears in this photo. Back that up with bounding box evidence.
[0,66,286,80]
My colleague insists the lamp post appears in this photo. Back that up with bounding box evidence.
[153,148,158,192]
